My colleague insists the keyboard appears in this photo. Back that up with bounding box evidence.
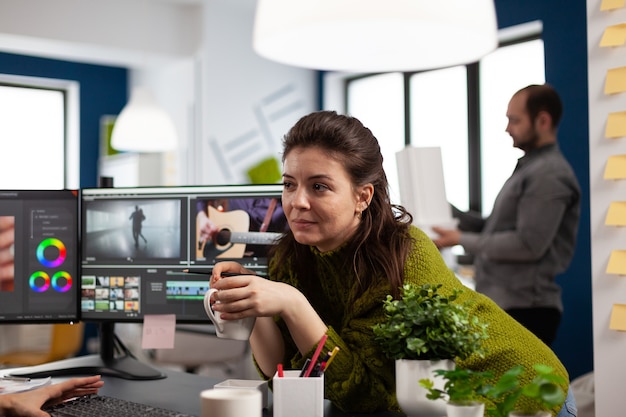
[45,394,197,417]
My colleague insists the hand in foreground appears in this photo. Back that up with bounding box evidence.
[431,226,461,249]
[0,375,103,417]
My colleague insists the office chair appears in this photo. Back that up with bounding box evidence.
[0,323,85,367]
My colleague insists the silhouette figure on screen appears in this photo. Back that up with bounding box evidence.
[129,206,147,248]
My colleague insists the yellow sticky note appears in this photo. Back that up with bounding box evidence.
[607,250,626,275]
[606,202,626,225]
[605,112,626,138]
[604,155,626,179]
[605,67,626,94]
[601,0,625,10]
[600,24,626,47]
[609,304,626,331]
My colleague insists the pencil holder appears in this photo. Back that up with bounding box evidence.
[272,370,324,417]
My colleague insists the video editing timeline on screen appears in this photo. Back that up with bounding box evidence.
[79,185,285,324]
[0,190,78,323]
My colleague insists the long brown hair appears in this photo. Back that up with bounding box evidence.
[272,111,413,299]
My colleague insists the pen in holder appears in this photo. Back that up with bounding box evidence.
[272,370,324,417]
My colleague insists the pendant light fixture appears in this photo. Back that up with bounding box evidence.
[252,0,499,72]
[110,87,178,153]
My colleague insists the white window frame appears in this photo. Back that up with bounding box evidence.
[0,74,79,189]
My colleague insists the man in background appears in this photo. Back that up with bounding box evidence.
[432,84,581,346]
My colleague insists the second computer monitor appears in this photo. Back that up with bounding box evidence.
[79,184,285,323]
[0,189,79,324]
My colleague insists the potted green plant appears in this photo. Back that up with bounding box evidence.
[372,283,489,361]
[418,364,566,417]
[419,367,494,417]
[372,283,489,417]
[485,364,566,417]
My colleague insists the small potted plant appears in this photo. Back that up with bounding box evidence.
[372,283,489,417]
[419,367,494,417]
[485,364,566,417]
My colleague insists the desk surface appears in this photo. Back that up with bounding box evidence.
[100,368,405,417]
[6,357,405,417]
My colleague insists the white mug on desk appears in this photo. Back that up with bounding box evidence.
[200,388,262,417]
[203,288,256,340]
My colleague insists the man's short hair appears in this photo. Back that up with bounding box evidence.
[517,84,563,128]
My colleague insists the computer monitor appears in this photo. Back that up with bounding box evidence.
[0,189,79,323]
[80,183,286,323]
[10,184,285,380]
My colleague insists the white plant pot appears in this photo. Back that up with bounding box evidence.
[395,358,454,417]
[446,401,485,417]
[508,412,551,417]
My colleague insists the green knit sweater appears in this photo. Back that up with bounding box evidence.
[264,226,569,414]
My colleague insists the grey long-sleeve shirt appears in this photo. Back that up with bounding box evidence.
[458,143,581,311]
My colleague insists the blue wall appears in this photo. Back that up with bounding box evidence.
[0,52,128,188]
[495,0,592,380]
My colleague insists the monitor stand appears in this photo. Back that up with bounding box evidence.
[9,323,166,381]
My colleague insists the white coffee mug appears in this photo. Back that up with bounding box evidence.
[204,288,256,340]
[200,388,262,417]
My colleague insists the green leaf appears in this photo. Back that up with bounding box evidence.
[372,283,489,361]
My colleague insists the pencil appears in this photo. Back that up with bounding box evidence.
[182,269,240,277]
[298,358,312,377]
[321,346,340,371]
[304,334,328,377]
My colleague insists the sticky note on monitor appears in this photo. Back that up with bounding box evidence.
[142,314,176,349]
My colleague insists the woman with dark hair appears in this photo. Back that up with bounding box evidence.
[210,111,575,416]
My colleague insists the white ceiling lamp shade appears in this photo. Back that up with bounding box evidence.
[252,0,499,73]
[110,87,178,153]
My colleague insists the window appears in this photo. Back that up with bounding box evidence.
[337,25,544,217]
[479,39,544,215]
[0,75,79,189]
[347,73,404,203]
[410,66,469,212]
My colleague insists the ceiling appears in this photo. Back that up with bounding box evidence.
[0,0,259,68]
